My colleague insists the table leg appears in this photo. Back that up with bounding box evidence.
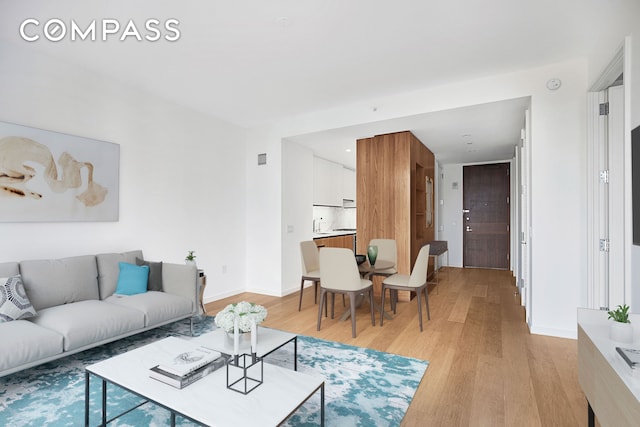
[339,295,364,321]
[171,412,176,427]
[320,382,325,427]
[588,401,595,427]
[339,294,392,321]
[84,372,90,427]
[294,336,298,371]
[101,379,107,426]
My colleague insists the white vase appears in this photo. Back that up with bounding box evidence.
[610,321,633,343]
[225,331,252,352]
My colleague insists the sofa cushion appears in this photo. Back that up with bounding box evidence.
[0,275,37,322]
[136,257,163,292]
[0,320,63,373]
[30,300,145,352]
[105,291,194,327]
[115,262,149,296]
[19,255,99,311]
[96,250,144,299]
[0,262,19,277]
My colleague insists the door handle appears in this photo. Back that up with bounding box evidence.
[466,226,473,232]
[462,209,470,213]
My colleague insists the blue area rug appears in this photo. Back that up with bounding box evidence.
[0,317,428,426]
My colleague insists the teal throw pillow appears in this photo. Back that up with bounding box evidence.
[115,262,149,296]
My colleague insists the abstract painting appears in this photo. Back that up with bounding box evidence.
[0,121,119,222]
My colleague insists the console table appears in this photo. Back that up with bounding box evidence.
[577,308,640,426]
[426,240,448,292]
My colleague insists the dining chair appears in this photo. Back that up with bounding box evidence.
[299,240,321,311]
[380,244,431,331]
[318,247,376,338]
[360,238,397,278]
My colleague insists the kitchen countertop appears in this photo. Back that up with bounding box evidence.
[313,230,356,239]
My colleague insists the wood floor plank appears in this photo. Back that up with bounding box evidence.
[204,267,587,426]
[448,291,472,323]
[469,354,506,426]
[526,334,581,426]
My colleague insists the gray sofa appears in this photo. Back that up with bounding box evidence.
[0,250,198,377]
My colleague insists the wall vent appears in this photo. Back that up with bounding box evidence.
[257,153,267,165]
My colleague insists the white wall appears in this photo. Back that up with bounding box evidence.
[439,164,464,267]
[252,58,589,338]
[0,43,248,303]
[281,140,314,295]
[245,126,283,296]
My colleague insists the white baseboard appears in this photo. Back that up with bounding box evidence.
[529,325,577,340]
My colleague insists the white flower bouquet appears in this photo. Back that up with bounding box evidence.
[214,301,268,333]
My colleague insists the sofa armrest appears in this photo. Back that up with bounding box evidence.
[162,263,198,314]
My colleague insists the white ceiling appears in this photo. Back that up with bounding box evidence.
[1,0,637,166]
[287,97,531,169]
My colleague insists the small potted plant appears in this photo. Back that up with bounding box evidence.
[608,304,633,343]
[185,250,196,266]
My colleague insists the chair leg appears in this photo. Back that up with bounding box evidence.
[314,281,319,304]
[331,293,336,319]
[416,289,423,332]
[317,289,326,331]
[424,286,431,320]
[369,289,376,326]
[349,293,357,338]
[298,278,305,311]
[380,286,387,327]
[391,289,397,314]
[325,293,328,317]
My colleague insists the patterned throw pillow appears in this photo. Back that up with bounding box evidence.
[0,275,37,322]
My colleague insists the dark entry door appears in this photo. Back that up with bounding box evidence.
[463,163,510,269]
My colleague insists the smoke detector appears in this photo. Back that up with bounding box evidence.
[546,78,562,91]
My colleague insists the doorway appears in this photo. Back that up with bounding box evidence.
[463,163,511,269]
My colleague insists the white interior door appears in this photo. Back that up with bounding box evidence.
[607,85,625,308]
[518,109,532,322]
[587,84,625,310]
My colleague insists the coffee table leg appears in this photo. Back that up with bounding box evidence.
[321,382,325,427]
[294,336,298,371]
[171,412,176,426]
[84,372,90,427]
[102,379,107,426]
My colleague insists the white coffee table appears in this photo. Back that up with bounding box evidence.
[192,327,298,370]
[84,337,324,426]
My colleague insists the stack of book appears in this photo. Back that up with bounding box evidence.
[149,337,230,389]
[615,346,640,376]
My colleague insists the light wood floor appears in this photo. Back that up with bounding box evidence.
[204,267,588,427]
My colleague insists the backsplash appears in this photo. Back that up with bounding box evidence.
[313,206,356,233]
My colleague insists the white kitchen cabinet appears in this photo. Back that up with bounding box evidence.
[313,157,343,206]
[342,167,356,205]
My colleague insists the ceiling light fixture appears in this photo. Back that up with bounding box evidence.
[276,17,292,28]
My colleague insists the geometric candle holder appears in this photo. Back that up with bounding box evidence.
[226,353,263,395]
